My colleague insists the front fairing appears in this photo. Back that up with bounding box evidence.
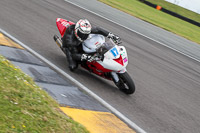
[97,40,128,71]
[104,45,120,59]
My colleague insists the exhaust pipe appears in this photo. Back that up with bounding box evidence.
[53,35,62,48]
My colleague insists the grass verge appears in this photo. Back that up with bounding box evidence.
[99,0,200,44]
[0,55,89,133]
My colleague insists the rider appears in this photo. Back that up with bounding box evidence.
[62,19,120,71]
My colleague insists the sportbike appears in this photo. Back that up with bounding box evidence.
[54,18,135,94]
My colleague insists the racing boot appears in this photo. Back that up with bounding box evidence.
[63,48,78,71]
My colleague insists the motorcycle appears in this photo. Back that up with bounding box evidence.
[53,18,135,94]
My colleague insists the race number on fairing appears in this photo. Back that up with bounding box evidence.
[110,47,119,57]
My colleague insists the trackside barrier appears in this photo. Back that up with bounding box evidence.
[139,0,200,27]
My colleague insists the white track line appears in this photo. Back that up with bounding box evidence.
[0,28,146,133]
[65,0,200,64]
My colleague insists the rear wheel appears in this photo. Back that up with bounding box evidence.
[115,72,135,94]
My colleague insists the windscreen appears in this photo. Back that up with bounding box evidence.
[97,39,116,55]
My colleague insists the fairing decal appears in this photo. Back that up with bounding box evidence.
[114,55,124,66]
[56,18,74,37]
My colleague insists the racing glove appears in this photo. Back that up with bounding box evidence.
[81,54,93,62]
[107,33,121,43]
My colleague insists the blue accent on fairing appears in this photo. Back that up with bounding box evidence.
[110,47,119,57]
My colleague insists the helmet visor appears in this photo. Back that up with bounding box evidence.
[77,30,89,41]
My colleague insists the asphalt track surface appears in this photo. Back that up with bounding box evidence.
[0,0,200,133]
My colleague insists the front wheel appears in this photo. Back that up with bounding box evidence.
[115,72,135,94]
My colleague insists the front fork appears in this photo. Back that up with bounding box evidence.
[111,68,127,83]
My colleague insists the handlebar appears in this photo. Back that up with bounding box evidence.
[88,53,104,62]
[112,38,122,45]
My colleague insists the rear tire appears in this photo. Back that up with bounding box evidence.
[116,72,135,94]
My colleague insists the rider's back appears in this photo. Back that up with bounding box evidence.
[62,25,81,48]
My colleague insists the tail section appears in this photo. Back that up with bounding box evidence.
[56,18,75,37]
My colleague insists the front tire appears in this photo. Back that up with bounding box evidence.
[116,72,135,94]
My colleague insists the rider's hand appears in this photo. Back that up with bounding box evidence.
[107,33,121,43]
[81,54,93,62]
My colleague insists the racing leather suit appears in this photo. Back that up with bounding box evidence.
[62,24,110,71]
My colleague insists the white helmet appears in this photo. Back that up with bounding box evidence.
[75,19,92,42]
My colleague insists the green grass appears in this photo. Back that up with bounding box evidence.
[0,55,89,133]
[99,0,200,44]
